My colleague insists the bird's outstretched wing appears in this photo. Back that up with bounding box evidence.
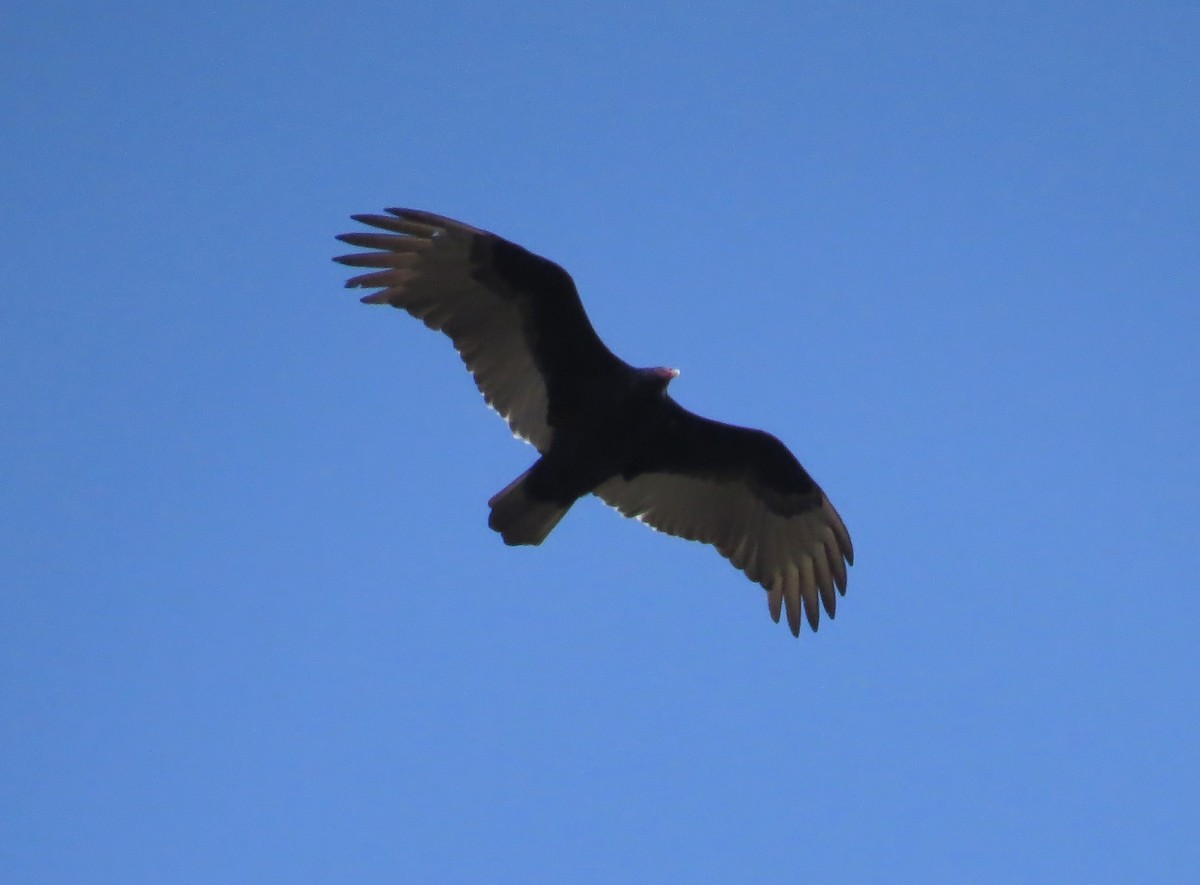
[595,399,853,636]
[334,209,627,451]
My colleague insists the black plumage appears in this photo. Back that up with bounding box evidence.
[334,208,853,636]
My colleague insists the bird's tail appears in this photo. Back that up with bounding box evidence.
[487,468,570,546]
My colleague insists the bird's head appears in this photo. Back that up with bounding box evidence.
[642,366,680,393]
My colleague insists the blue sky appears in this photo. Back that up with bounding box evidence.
[3,2,1198,881]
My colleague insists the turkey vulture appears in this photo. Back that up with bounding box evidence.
[334,208,853,636]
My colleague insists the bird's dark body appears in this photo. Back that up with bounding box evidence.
[479,236,822,512]
[335,208,853,636]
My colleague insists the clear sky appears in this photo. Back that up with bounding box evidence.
[3,2,1198,882]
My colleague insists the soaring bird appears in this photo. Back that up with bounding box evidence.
[334,209,853,636]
